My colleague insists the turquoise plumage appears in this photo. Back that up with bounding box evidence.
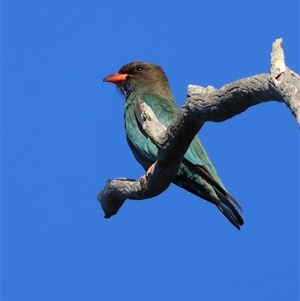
[103,62,244,229]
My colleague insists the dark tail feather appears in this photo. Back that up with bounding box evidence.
[173,163,244,229]
[196,165,243,211]
[214,189,244,230]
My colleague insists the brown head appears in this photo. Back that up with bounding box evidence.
[103,62,174,100]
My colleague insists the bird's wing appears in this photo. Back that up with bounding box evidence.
[128,93,243,218]
[129,93,225,184]
[184,136,225,187]
[124,93,174,170]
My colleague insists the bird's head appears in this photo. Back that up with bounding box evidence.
[103,62,173,100]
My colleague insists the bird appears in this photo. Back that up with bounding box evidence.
[103,62,244,229]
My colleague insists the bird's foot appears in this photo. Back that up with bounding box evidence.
[141,162,156,181]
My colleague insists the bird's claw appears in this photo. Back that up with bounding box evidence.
[141,162,156,181]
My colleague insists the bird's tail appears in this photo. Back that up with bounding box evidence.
[193,165,244,229]
[173,173,244,229]
[214,189,244,230]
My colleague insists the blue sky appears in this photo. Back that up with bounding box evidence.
[2,1,299,300]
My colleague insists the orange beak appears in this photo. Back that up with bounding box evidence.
[103,73,131,84]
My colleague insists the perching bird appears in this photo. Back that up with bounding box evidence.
[103,62,244,229]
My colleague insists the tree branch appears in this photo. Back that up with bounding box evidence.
[97,38,299,218]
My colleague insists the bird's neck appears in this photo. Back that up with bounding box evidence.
[135,82,175,101]
[122,81,175,103]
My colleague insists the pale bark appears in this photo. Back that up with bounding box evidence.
[97,38,299,218]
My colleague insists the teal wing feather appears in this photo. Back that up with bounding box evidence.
[125,92,224,186]
[125,93,178,170]
[125,92,243,228]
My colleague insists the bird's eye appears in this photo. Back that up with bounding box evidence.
[134,66,144,72]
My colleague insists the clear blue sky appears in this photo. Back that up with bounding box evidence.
[3,1,299,300]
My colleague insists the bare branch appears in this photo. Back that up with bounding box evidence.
[97,38,299,218]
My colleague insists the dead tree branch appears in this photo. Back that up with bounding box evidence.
[97,38,299,218]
